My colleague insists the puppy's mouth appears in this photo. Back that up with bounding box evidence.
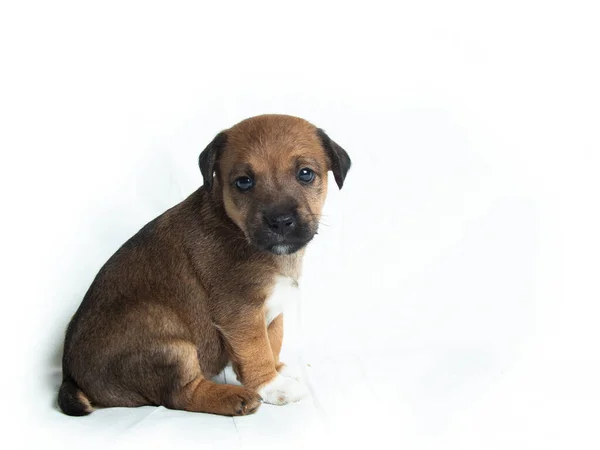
[252,234,314,255]
[268,242,308,255]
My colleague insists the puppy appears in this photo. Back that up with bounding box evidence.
[58,114,351,416]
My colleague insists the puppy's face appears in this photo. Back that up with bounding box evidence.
[200,115,351,255]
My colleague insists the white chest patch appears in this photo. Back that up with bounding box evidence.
[264,276,300,325]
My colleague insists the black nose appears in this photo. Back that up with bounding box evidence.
[264,213,297,235]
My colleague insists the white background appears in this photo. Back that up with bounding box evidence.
[1,1,599,449]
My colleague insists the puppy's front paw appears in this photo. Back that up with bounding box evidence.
[258,373,308,405]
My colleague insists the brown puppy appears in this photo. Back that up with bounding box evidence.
[58,114,351,416]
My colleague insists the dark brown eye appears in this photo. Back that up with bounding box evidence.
[297,168,315,183]
[235,176,254,191]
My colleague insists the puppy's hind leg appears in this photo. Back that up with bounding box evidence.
[170,376,262,416]
[161,341,262,416]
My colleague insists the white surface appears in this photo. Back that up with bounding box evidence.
[1,1,600,449]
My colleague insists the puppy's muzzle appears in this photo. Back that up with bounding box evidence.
[250,206,315,255]
[263,211,297,236]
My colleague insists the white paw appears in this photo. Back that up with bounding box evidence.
[258,373,309,405]
[278,364,301,381]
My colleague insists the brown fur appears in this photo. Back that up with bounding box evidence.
[59,114,350,416]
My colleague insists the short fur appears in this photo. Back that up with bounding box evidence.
[59,114,351,416]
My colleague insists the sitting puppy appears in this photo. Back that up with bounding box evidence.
[58,114,351,416]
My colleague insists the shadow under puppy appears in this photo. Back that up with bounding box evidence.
[58,114,351,416]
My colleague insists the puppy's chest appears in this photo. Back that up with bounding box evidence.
[264,276,300,325]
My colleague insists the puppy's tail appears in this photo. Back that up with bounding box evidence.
[58,378,94,416]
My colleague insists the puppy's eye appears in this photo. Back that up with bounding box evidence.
[235,176,254,191]
[297,168,315,183]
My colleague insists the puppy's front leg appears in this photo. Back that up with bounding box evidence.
[267,313,284,369]
[267,314,300,381]
[223,312,307,405]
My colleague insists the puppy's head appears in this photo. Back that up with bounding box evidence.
[199,115,351,255]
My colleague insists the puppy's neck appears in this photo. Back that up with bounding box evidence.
[275,248,304,281]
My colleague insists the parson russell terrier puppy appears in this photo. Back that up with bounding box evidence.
[58,114,351,416]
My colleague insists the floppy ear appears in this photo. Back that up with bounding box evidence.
[316,128,351,189]
[198,131,227,190]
